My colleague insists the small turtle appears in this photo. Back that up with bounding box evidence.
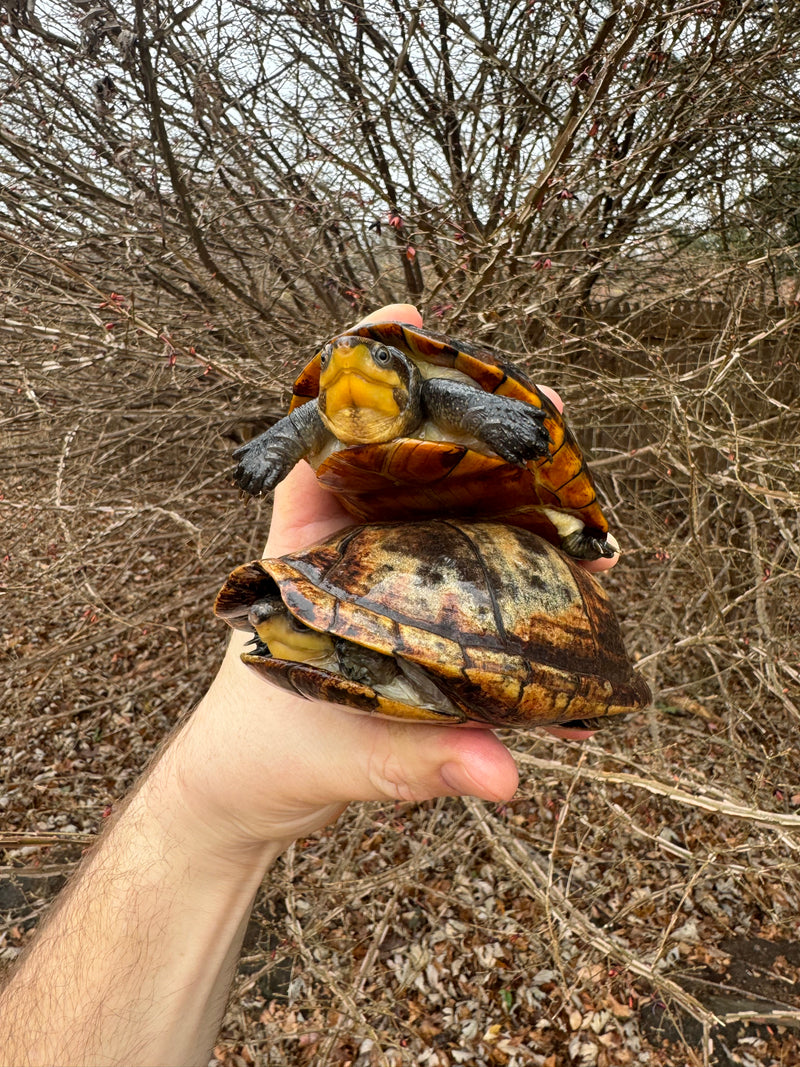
[215,520,651,728]
[232,323,615,561]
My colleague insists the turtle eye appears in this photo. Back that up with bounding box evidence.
[373,346,391,365]
[320,345,332,369]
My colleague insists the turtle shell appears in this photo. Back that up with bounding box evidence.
[290,322,611,552]
[215,520,651,728]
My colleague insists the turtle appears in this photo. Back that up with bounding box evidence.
[214,520,651,728]
[232,322,615,561]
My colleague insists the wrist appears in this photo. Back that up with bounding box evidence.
[157,636,349,858]
[129,720,288,875]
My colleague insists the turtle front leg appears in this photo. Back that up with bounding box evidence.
[421,379,550,465]
[232,402,331,496]
[334,637,399,686]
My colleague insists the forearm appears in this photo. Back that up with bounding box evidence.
[0,724,282,1067]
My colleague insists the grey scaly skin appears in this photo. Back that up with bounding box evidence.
[421,378,550,467]
[333,637,398,686]
[233,403,329,497]
[232,344,551,496]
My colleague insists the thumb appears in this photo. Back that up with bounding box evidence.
[360,721,519,804]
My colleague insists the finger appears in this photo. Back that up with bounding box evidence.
[360,719,519,804]
[536,383,563,413]
[353,304,423,328]
[582,554,618,573]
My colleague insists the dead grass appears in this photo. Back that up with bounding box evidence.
[1,251,799,1066]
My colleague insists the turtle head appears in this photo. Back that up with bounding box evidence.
[317,337,423,444]
[247,595,335,667]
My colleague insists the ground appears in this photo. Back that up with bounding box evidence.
[2,312,799,1065]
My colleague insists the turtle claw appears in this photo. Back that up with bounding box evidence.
[232,432,296,496]
[425,379,551,466]
[560,528,618,561]
[232,404,329,497]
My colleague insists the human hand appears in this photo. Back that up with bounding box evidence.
[0,306,622,1067]
[176,524,520,856]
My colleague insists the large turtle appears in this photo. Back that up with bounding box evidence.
[232,323,615,561]
[215,520,651,728]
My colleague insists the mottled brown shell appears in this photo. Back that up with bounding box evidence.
[288,322,609,547]
[215,521,651,728]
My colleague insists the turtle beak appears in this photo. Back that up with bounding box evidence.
[320,342,400,398]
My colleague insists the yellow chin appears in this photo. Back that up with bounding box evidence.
[323,375,407,443]
[323,403,409,444]
[254,614,335,667]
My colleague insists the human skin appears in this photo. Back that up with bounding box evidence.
[0,304,615,1067]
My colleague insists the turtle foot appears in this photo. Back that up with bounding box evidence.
[471,396,551,466]
[231,442,287,496]
[560,528,618,561]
